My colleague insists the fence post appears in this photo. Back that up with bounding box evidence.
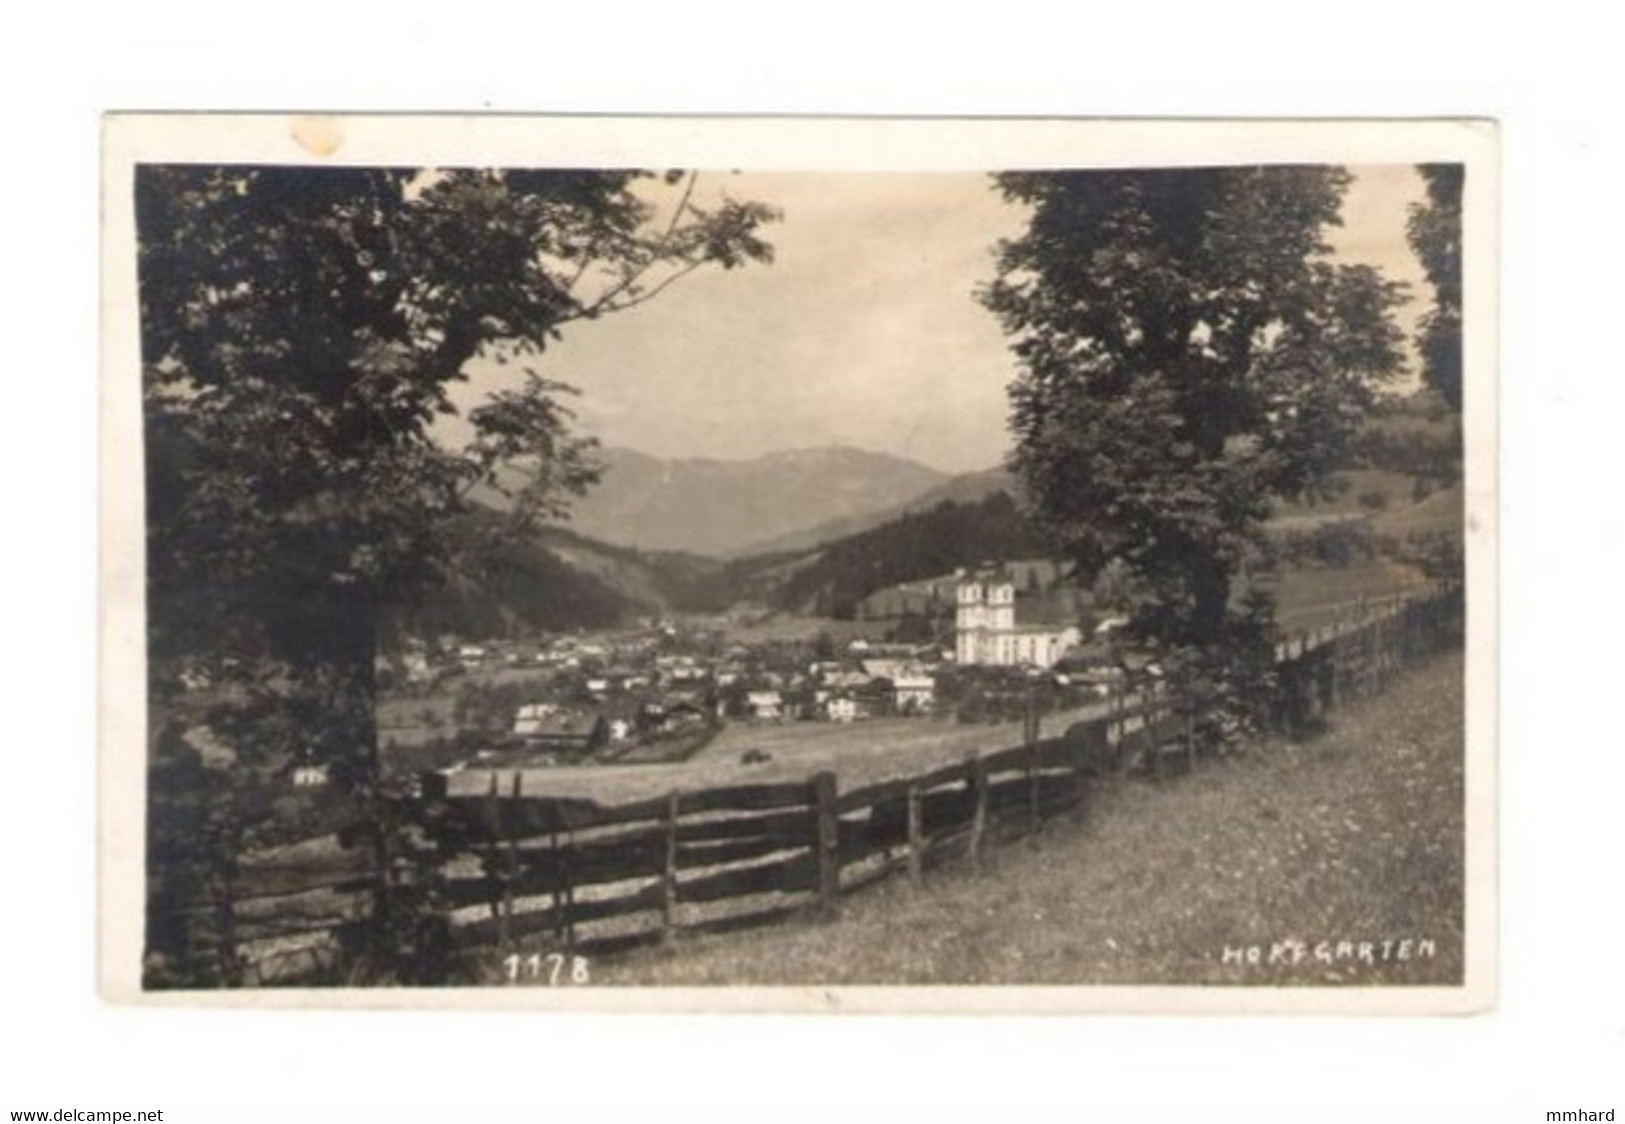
[1294,664,1307,735]
[481,773,512,957]
[813,772,840,917]
[1111,686,1127,773]
[660,790,681,944]
[1380,613,1392,691]
[367,793,398,981]
[497,829,514,956]
[1021,733,1040,835]
[903,782,923,884]
[1328,640,1342,712]
[212,847,242,988]
[549,819,566,950]
[967,752,988,871]
[1183,705,1196,772]
[1375,616,1384,693]
[503,774,523,954]
[1149,688,1164,780]
[560,831,577,951]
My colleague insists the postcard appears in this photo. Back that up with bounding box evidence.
[100,114,1496,1011]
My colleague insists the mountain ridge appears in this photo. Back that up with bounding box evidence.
[557,443,953,557]
[729,463,1020,557]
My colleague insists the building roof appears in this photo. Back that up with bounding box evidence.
[514,708,605,740]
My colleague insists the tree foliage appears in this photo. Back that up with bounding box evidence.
[775,491,1046,618]
[137,165,775,984]
[982,167,1407,707]
[1406,164,1464,412]
[141,165,774,733]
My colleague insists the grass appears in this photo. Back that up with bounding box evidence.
[1273,560,1435,632]
[596,651,1466,987]
[1270,468,1417,524]
[695,707,1094,766]
[1373,481,1466,537]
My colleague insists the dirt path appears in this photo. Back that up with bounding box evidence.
[604,652,1466,987]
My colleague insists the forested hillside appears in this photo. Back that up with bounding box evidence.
[379,517,655,640]
[771,491,1046,618]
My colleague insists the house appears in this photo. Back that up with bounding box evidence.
[650,699,711,735]
[821,668,873,691]
[744,690,784,721]
[825,693,861,723]
[859,658,907,681]
[513,702,559,736]
[954,569,1083,669]
[891,673,937,715]
[291,762,331,788]
[599,697,653,744]
[668,700,711,727]
[513,706,609,755]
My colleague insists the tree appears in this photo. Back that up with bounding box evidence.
[1406,164,1464,413]
[138,165,776,983]
[811,631,838,662]
[982,167,1406,710]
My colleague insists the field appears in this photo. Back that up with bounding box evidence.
[1273,559,1435,632]
[599,651,1466,987]
[1269,468,1415,526]
[701,612,896,645]
[377,694,458,749]
[1373,481,1466,536]
[444,702,1105,806]
[695,704,1102,766]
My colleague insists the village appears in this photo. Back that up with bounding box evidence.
[373,563,1116,785]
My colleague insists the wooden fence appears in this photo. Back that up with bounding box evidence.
[159,582,1463,984]
[148,843,377,987]
[417,732,1096,963]
[1271,580,1463,741]
[417,582,1463,966]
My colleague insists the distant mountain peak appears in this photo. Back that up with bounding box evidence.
[560,445,952,558]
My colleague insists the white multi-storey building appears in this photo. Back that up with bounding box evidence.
[954,571,1081,668]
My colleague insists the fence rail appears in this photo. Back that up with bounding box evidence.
[166,582,1463,985]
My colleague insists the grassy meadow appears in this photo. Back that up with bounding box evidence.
[594,652,1466,987]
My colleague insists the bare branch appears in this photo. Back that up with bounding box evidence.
[588,258,707,317]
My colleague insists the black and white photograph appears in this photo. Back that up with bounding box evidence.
[101,116,1495,1008]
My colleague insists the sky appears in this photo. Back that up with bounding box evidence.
[449,165,1429,475]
